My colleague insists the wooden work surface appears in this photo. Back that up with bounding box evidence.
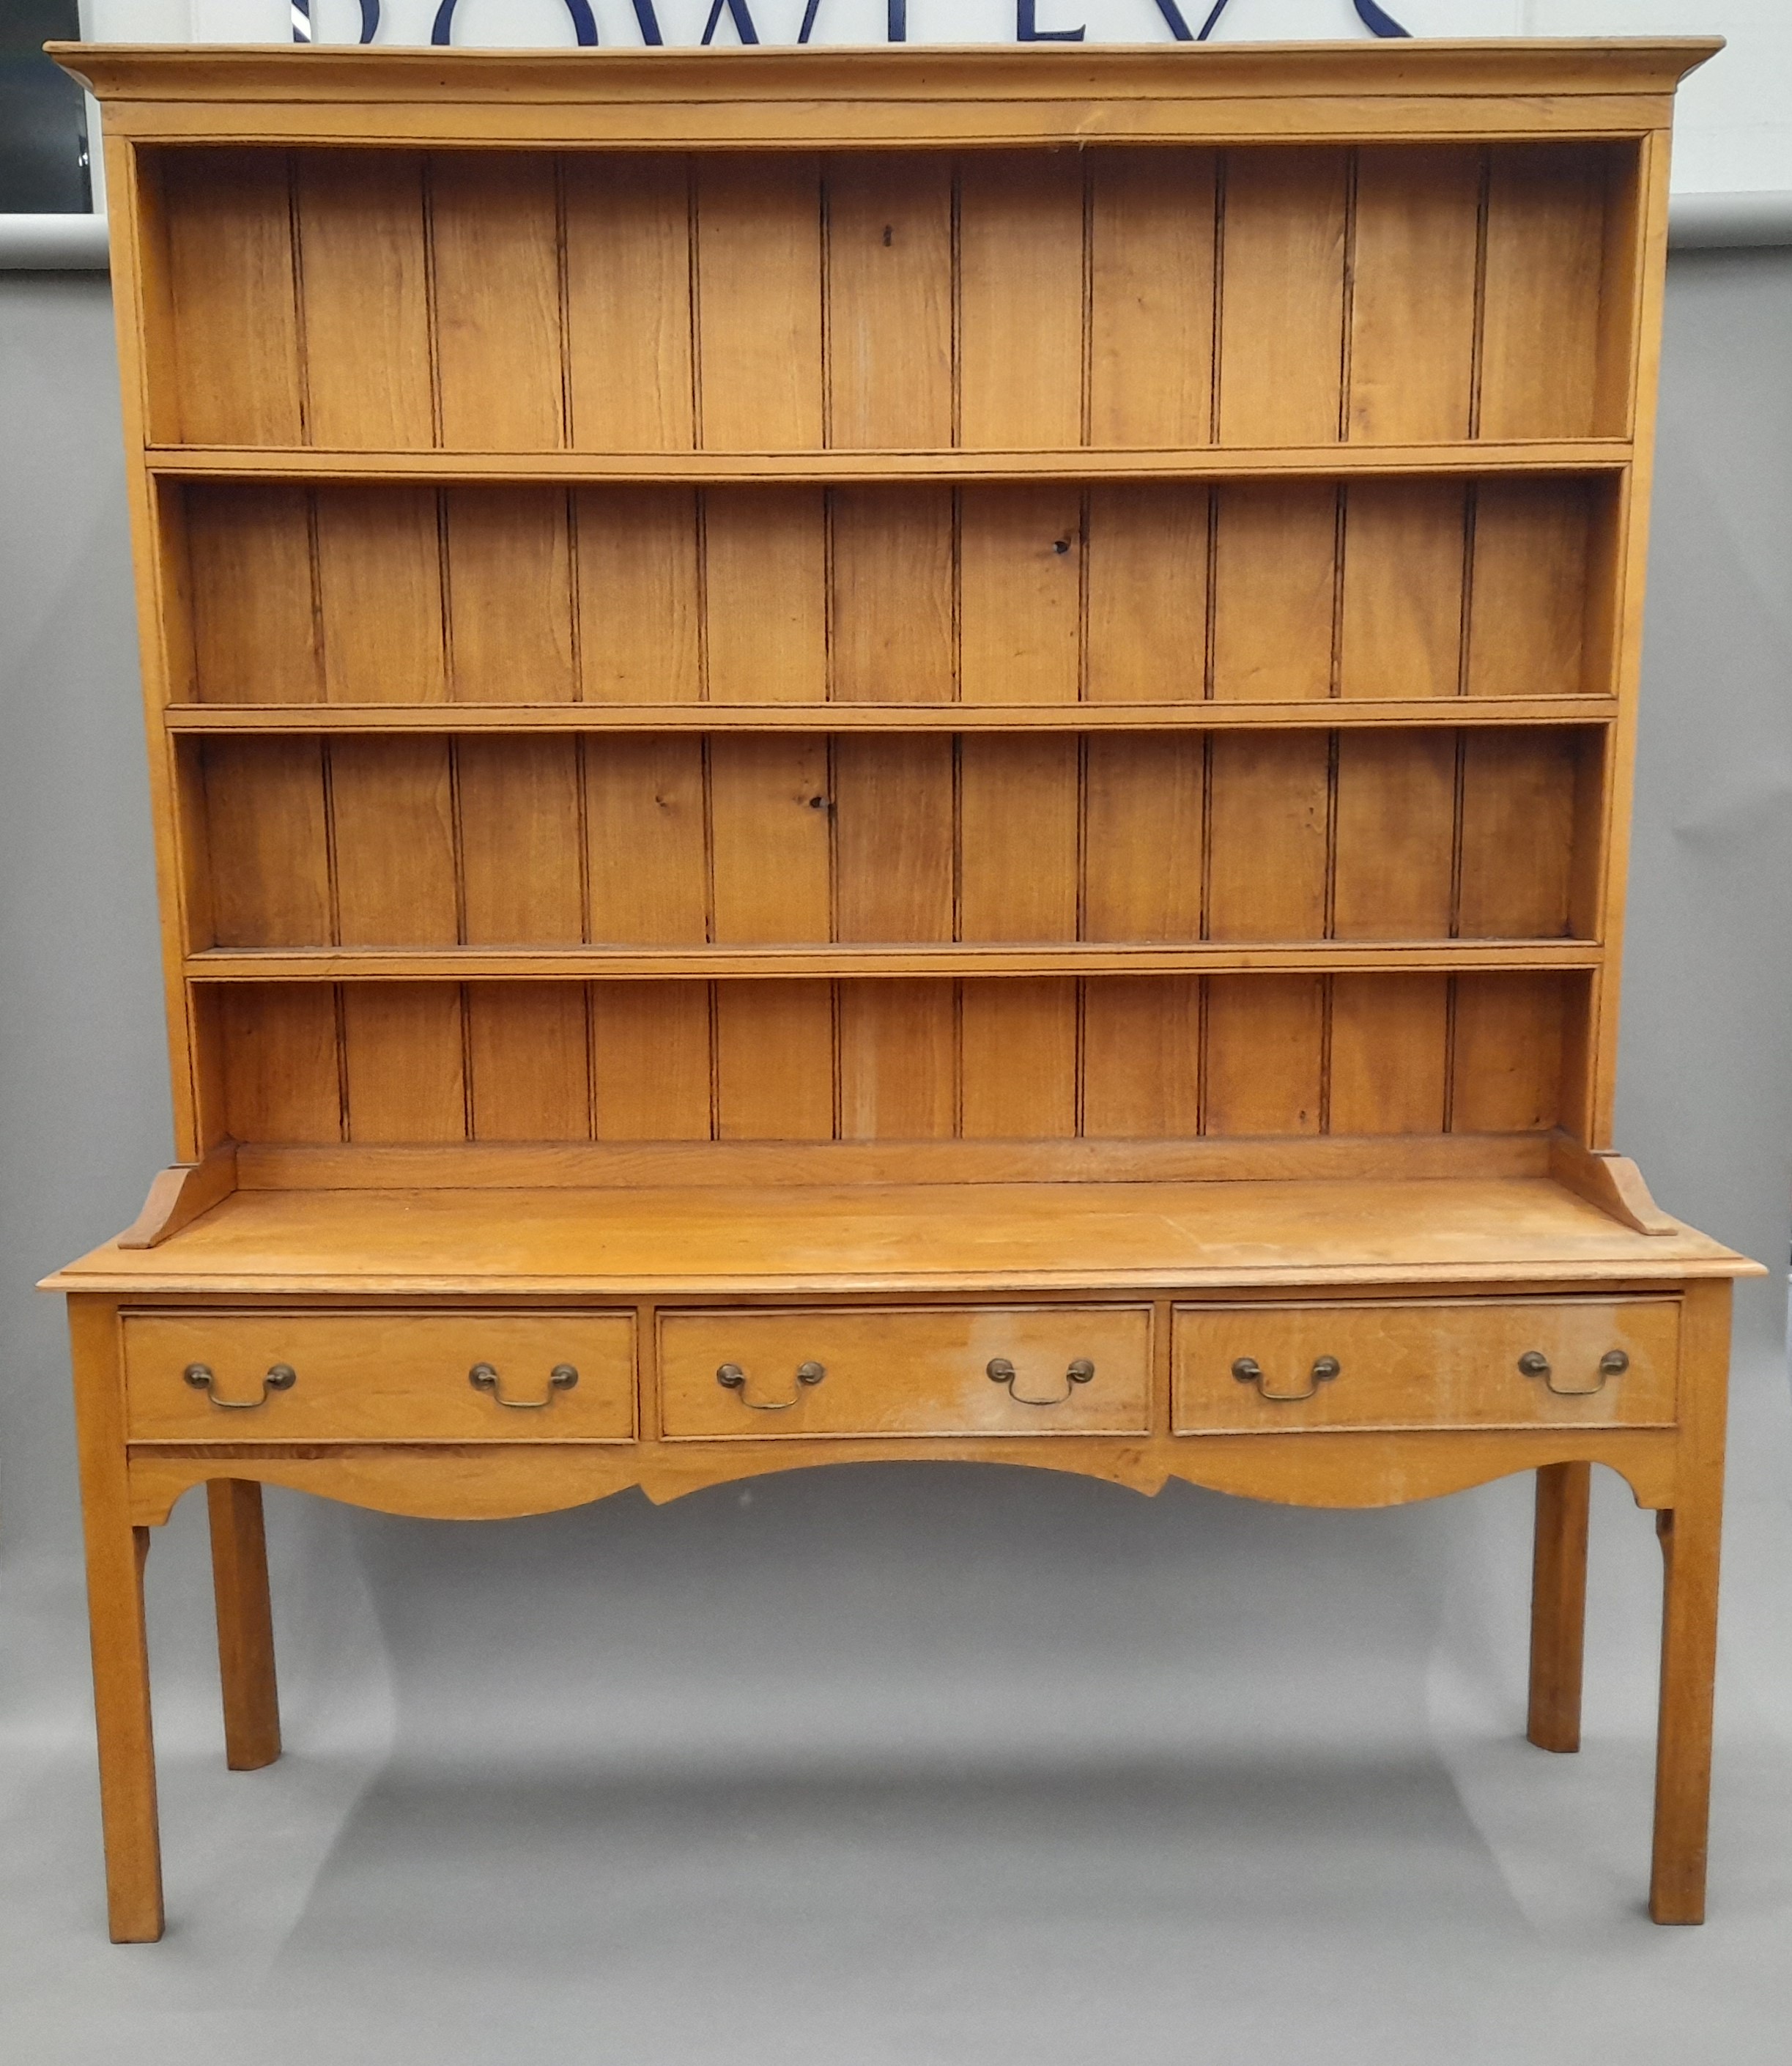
[48,1177,1744,1297]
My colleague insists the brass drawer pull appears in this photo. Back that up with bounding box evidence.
[1233,1354,1340,1403]
[183,1361,296,1410]
[1519,1347,1628,1398]
[987,1356,1096,1407]
[469,1361,580,1409]
[716,1360,826,1411]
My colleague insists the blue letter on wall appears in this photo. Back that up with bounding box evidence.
[1018,3,1086,40]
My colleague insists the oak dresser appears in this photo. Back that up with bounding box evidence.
[43,34,1758,1940]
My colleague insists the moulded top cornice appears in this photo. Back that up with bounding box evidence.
[51,38,1722,148]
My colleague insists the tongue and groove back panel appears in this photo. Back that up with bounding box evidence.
[139,136,1642,1157]
[145,144,1629,449]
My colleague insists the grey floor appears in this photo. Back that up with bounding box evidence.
[4,1355,1790,2066]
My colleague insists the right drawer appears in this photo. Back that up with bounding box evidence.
[1173,1298,1680,1434]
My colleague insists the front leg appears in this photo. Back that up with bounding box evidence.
[1651,1492,1722,1923]
[70,1299,164,1942]
[1649,1279,1732,1925]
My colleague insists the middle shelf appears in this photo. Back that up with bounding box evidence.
[164,700,1617,736]
[187,941,1602,982]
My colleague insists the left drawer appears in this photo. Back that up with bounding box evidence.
[122,1311,637,1442]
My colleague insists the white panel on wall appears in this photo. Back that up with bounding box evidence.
[1531,2,1792,197]
[62,0,1792,200]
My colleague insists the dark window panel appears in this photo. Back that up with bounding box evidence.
[0,3,90,215]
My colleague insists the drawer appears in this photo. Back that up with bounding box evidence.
[1173,1298,1679,1433]
[122,1310,637,1442]
[659,1307,1151,1439]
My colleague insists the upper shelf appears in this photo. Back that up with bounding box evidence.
[147,443,1632,486]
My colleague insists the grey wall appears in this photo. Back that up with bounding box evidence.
[1,270,169,1559]
[1621,248,1792,1364]
[1,255,1789,2062]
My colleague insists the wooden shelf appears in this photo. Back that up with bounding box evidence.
[164,699,1618,736]
[187,941,1602,982]
[147,441,1632,487]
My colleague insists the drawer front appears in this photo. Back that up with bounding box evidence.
[659,1307,1152,1439]
[123,1311,637,1442]
[1173,1299,1679,1433]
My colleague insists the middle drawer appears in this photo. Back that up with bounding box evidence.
[658,1306,1152,1439]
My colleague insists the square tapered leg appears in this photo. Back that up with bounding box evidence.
[1528,1459,1591,1752]
[70,1299,164,1942]
[207,1478,281,1771]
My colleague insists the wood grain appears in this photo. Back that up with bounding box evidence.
[833,734,954,943]
[1333,730,1456,940]
[1481,145,1610,442]
[696,155,823,448]
[160,149,302,446]
[201,738,331,948]
[1204,975,1325,1136]
[313,487,445,704]
[1348,147,1480,443]
[218,984,342,1143]
[1217,148,1347,447]
[183,486,320,703]
[566,154,695,451]
[430,152,564,451]
[829,487,955,704]
[1085,485,1209,703]
[1211,483,1337,702]
[1206,733,1329,941]
[958,151,1084,450]
[959,487,1084,706]
[341,983,466,1142]
[444,490,575,703]
[457,736,582,944]
[826,155,952,450]
[467,982,589,1141]
[1088,149,1216,448]
[704,489,829,703]
[295,150,432,451]
[574,488,703,703]
[585,736,708,944]
[1339,481,1467,700]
